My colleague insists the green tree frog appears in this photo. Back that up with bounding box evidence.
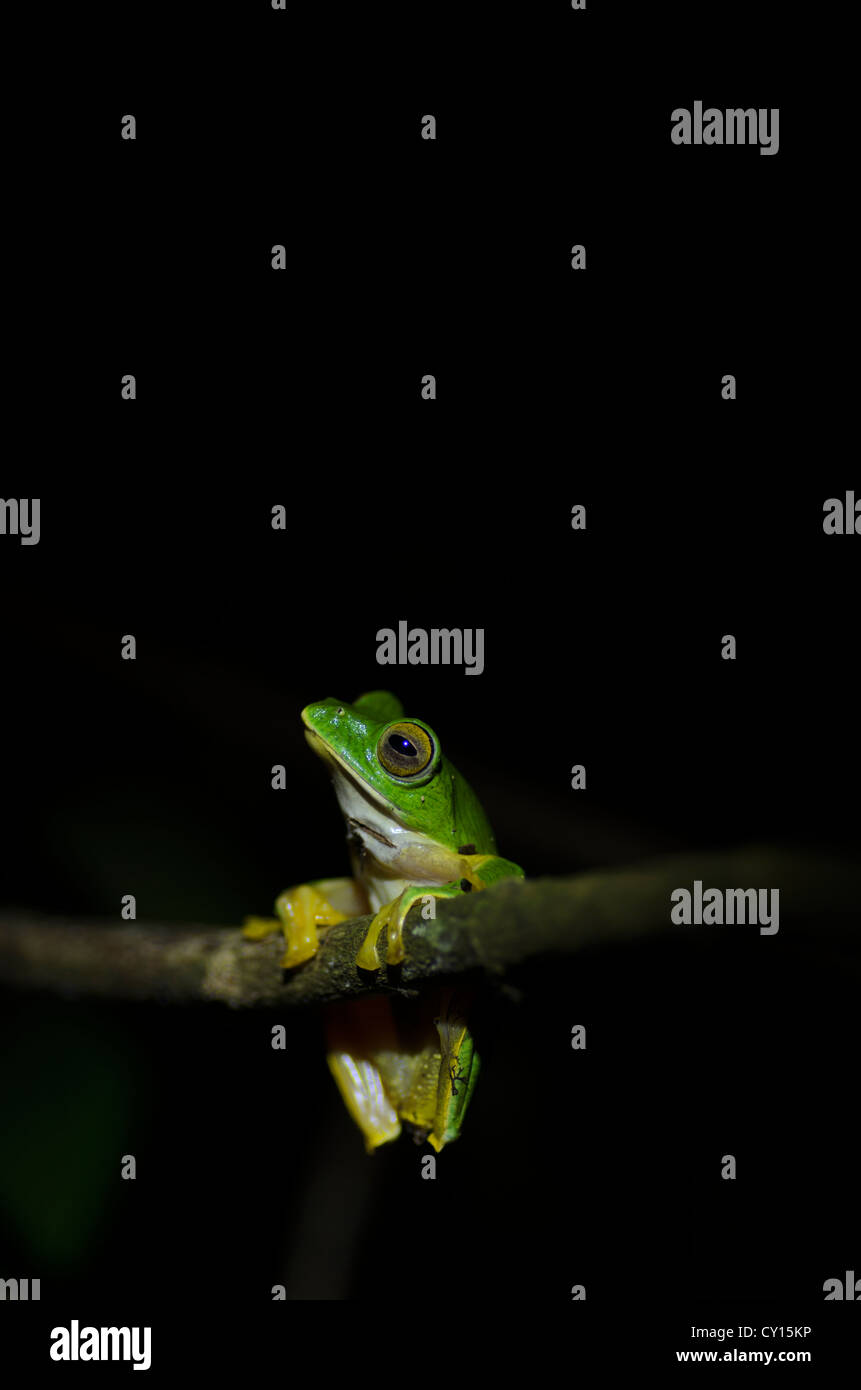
[242,691,524,1152]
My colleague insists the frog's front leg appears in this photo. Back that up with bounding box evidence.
[243,876,366,969]
[356,854,524,970]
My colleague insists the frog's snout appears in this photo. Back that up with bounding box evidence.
[301,699,343,734]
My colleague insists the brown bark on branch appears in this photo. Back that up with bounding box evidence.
[0,847,857,1009]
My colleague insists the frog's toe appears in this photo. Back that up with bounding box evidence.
[241,915,281,940]
[356,902,393,971]
[274,883,350,969]
[355,935,382,972]
[278,940,318,970]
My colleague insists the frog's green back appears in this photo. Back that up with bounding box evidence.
[437,758,497,856]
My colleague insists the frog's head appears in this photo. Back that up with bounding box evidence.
[301,691,464,851]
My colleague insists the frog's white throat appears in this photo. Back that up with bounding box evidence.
[327,764,461,908]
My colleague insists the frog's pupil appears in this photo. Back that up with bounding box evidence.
[389,734,416,757]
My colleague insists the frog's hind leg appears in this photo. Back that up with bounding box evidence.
[325,997,403,1152]
[429,990,481,1152]
[326,1053,402,1152]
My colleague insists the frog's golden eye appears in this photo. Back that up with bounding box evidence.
[378,722,434,777]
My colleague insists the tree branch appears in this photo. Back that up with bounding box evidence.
[0,847,857,1009]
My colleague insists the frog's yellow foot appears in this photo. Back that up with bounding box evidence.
[326,1052,402,1152]
[354,854,524,971]
[243,877,362,970]
[275,883,353,969]
[325,998,404,1152]
[356,882,464,971]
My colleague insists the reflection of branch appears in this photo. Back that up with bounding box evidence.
[0,848,858,1009]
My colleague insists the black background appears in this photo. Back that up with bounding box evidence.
[1,0,858,1370]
